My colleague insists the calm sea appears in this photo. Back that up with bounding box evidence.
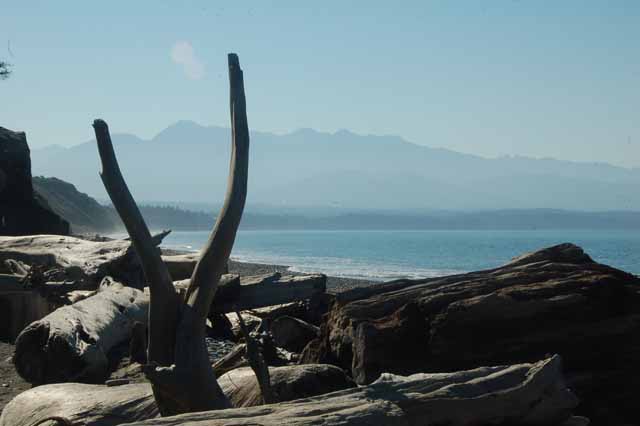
[159,229,640,281]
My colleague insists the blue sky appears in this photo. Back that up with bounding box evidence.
[1,1,639,167]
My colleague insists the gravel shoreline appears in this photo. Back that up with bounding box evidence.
[161,246,381,294]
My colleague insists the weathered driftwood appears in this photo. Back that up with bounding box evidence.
[0,383,157,426]
[218,364,355,408]
[215,274,326,313]
[94,54,250,415]
[161,253,199,281]
[13,277,148,384]
[1,259,29,275]
[0,233,168,289]
[302,243,640,425]
[235,311,275,404]
[131,356,578,426]
[174,273,326,314]
[0,357,579,426]
[12,270,325,384]
[212,343,248,377]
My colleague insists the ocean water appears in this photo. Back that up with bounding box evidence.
[159,229,640,281]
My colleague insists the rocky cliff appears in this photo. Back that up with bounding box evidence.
[0,127,69,236]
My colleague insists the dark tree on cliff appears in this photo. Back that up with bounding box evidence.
[0,61,11,79]
[93,53,249,416]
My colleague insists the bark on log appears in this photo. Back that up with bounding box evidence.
[13,277,149,384]
[0,233,168,289]
[302,243,640,425]
[0,357,580,426]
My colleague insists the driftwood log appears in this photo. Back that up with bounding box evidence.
[13,277,148,384]
[13,271,325,385]
[121,357,578,426]
[0,233,169,289]
[0,383,157,426]
[218,364,355,408]
[302,243,640,425]
[0,357,580,426]
[174,273,326,314]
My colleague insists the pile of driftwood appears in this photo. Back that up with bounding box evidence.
[0,54,596,425]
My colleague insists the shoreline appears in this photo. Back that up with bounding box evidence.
[227,259,378,293]
[161,247,380,293]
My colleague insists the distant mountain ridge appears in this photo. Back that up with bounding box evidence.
[32,121,640,211]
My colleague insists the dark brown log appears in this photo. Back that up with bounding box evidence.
[303,243,640,425]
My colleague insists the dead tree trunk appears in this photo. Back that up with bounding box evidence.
[93,53,249,416]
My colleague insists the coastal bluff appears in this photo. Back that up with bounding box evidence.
[0,126,69,236]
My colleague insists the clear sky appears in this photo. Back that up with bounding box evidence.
[1,1,639,167]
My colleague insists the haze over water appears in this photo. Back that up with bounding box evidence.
[161,229,640,281]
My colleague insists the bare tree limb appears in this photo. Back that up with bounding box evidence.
[236,311,276,404]
[94,53,249,416]
[93,120,180,409]
[185,53,250,326]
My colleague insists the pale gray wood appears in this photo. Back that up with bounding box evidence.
[0,383,157,426]
[0,357,579,426]
[13,278,149,384]
[0,234,168,289]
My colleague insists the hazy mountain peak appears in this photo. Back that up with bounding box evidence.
[31,121,640,210]
[290,127,321,136]
[152,120,226,144]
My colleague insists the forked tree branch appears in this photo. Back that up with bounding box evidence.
[185,53,250,325]
[93,120,179,366]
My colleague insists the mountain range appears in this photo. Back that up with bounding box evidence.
[32,121,640,211]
